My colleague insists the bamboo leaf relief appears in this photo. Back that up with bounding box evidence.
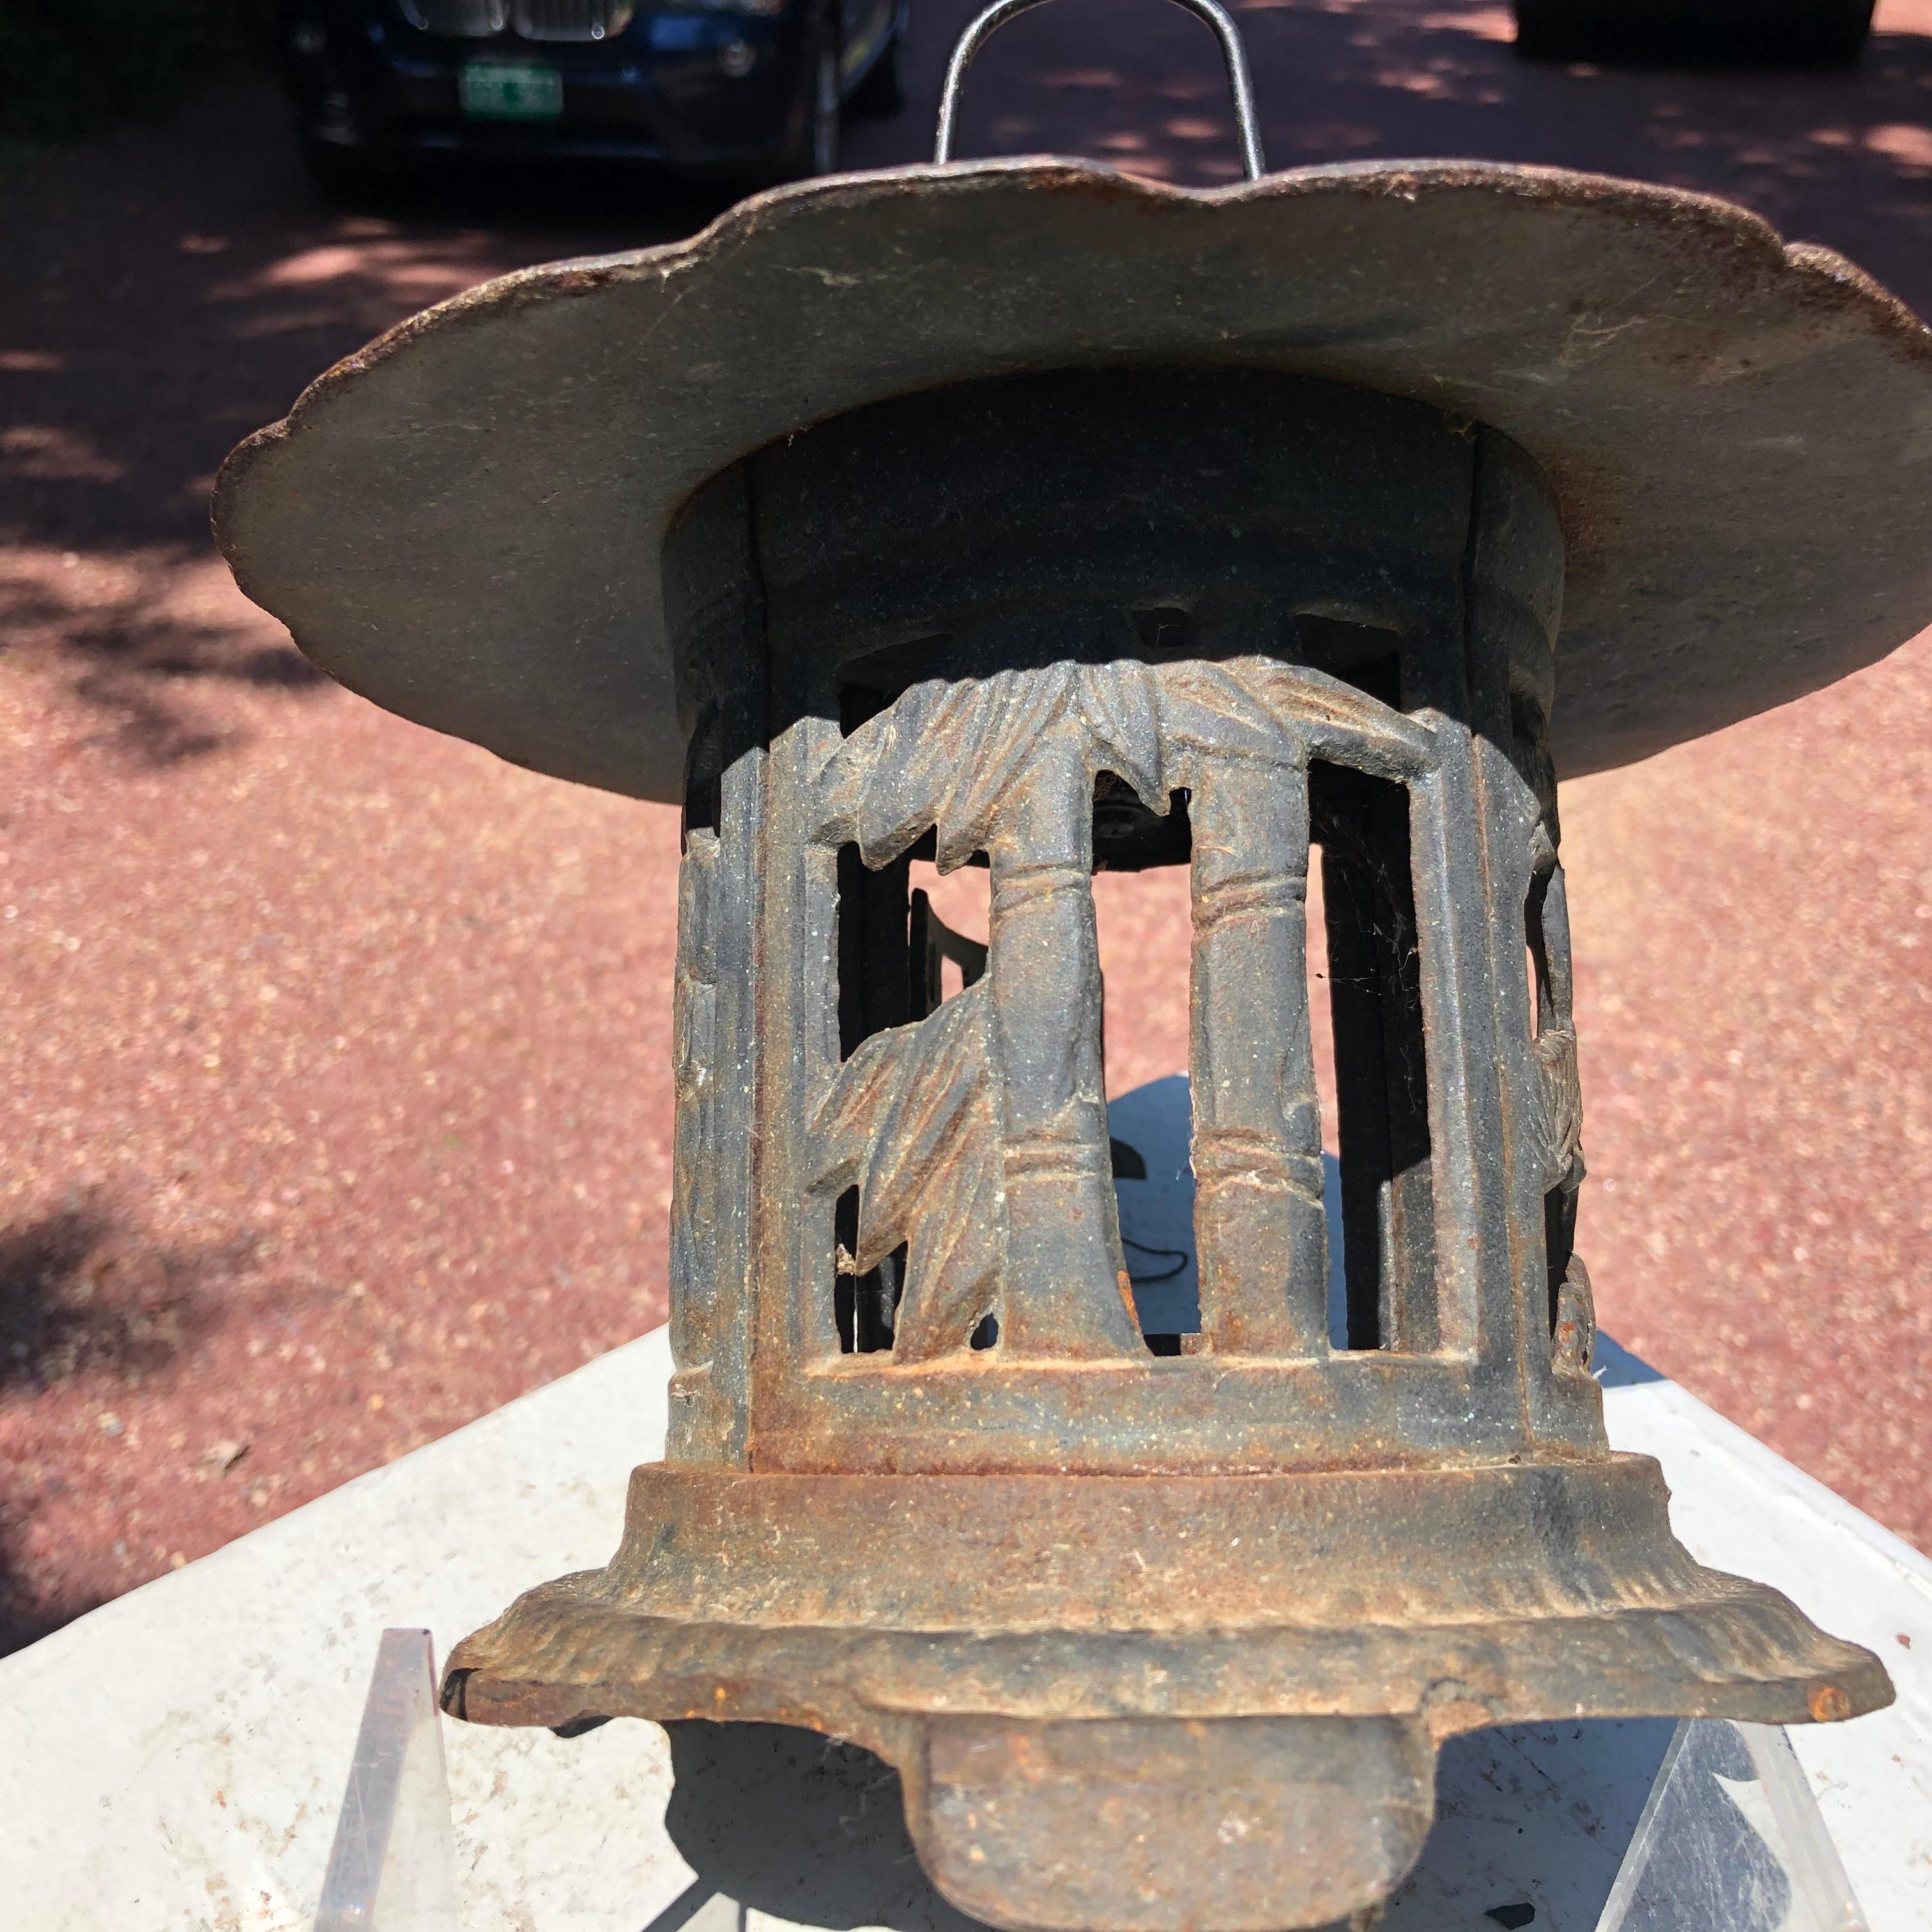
[809,655,1433,1363]
[1533,1023,1583,1184]
[818,659,1169,868]
[814,983,1003,1361]
[816,656,1414,870]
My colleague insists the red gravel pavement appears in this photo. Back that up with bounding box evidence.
[3,1,1931,1652]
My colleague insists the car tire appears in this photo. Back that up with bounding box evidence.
[300,137,394,206]
[778,20,841,180]
[1514,0,1874,63]
[1785,0,1874,64]
[1510,0,1581,58]
[848,6,907,116]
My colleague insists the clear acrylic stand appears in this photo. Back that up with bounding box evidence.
[1594,1718,1869,1932]
[314,1628,460,1932]
[309,1630,1869,1932]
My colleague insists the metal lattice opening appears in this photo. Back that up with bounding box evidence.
[1310,756,1436,1354]
[1525,860,1583,1342]
[1092,824,1195,1356]
[831,682,995,1355]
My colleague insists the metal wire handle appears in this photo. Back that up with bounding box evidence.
[934,0,1266,181]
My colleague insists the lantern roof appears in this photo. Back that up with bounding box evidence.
[213,157,1932,797]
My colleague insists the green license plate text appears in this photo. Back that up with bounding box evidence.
[459,61,564,120]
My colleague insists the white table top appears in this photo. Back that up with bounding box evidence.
[1,1321,1926,1932]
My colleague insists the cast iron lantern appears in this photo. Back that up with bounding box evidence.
[216,9,1932,1926]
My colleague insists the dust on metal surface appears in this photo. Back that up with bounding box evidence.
[211,4,1926,1927]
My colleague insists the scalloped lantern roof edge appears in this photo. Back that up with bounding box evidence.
[213,157,1932,799]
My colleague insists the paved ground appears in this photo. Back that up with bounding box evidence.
[3,0,1931,1652]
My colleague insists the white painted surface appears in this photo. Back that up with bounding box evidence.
[0,1327,682,1932]
[1,1319,1926,1931]
[1598,1344,1932,1928]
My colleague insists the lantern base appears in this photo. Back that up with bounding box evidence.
[907,1711,1434,1932]
[441,1457,1889,1932]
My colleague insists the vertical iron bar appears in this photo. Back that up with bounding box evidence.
[987,740,1142,1358]
[1188,755,1329,1356]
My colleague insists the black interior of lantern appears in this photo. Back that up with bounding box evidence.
[1525,863,1578,1337]
[1310,754,1436,1355]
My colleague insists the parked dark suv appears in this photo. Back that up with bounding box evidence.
[278,0,907,195]
[1513,0,1873,62]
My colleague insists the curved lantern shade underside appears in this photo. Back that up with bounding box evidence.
[213,157,1932,802]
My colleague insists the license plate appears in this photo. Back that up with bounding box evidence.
[459,61,564,120]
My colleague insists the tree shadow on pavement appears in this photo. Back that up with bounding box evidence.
[0,1201,240,1652]
[0,555,328,766]
[0,84,736,766]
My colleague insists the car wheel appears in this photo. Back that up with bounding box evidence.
[849,6,907,116]
[1786,0,1874,64]
[809,33,841,173]
[776,23,841,180]
[1510,0,1578,58]
[300,137,394,206]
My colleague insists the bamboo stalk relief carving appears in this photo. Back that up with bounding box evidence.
[811,656,1438,1365]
